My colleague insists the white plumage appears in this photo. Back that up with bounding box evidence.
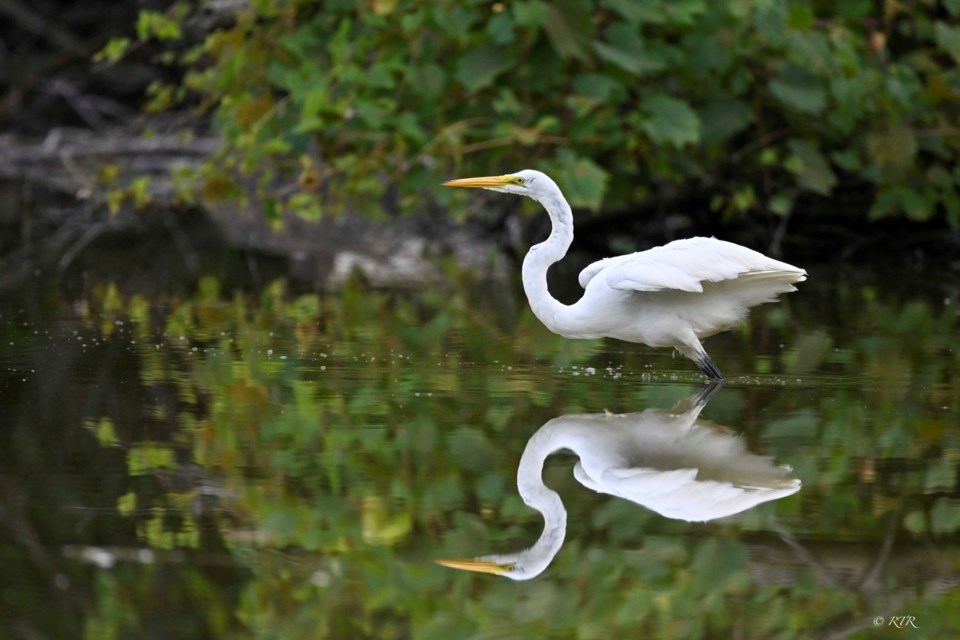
[444,170,806,378]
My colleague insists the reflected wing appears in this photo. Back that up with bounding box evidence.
[577,237,806,292]
[596,466,800,522]
[575,463,700,498]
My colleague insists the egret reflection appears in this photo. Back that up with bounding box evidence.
[438,384,800,580]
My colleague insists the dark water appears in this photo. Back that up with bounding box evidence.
[0,261,958,639]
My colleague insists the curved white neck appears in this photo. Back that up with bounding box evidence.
[520,192,575,334]
[513,423,570,574]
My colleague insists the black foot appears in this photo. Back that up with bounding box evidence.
[695,353,725,380]
[693,380,725,409]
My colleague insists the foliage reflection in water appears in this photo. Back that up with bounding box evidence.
[0,270,958,639]
[437,383,801,580]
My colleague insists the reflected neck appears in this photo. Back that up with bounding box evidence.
[516,425,569,568]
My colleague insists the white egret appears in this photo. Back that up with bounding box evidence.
[437,384,801,580]
[443,170,806,379]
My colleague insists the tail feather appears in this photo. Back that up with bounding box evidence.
[736,270,807,285]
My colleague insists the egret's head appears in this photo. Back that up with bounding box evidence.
[442,169,557,203]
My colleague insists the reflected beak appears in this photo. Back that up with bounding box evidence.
[435,557,510,575]
[442,175,512,189]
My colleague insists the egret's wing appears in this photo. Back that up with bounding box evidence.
[572,461,601,493]
[603,467,700,494]
[597,466,800,522]
[607,264,706,293]
[577,466,700,502]
[577,237,806,292]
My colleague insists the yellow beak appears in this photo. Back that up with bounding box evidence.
[435,557,510,575]
[442,175,512,189]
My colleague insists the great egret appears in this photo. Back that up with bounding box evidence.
[437,384,801,580]
[443,170,806,379]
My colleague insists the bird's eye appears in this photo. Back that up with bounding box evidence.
[514,176,525,185]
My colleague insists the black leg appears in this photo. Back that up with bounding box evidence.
[692,380,725,408]
[695,353,725,380]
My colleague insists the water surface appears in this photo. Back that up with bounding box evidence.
[0,263,957,639]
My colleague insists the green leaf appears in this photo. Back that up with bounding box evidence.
[926,164,953,188]
[492,87,522,115]
[700,97,753,145]
[752,2,789,45]
[572,73,622,101]
[117,492,136,517]
[136,10,182,41]
[354,99,389,128]
[931,499,960,535]
[486,11,515,45]
[869,187,900,220]
[88,418,120,447]
[943,188,960,226]
[455,44,511,92]
[128,443,176,474]
[732,185,757,211]
[512,0,548,28]
[924,460,957,492]
[604,0,660,24]
[410,63,447,100]
[593,23,666,75]
[360,63,395,89]
[447,427,495,472]
[831,149,861,172]
[900,189,934,221]
[866,126,917,177]
[788,4,814,30]
[904,511,926,534]
[690,539,748,594]
[542,2,591,59]
[545,149,609,211]
[96,37,131,63]
[769,65,827,114]
[593,41,643,74]
[836,0,873,20]
[429,5,482,44]
[639,94,701,147]
[869,186,933,221]
[662,0,707,25]
[395,113,427,145]
[786,139,837,196]
[769,192,793,217]
[934,21,960,62]
[883,65,923,108]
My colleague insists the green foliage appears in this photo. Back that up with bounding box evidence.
[112,0,959,225]
[95,37,131,64]
[136,10,183,41]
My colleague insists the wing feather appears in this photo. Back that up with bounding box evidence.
[578,237,806,293]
